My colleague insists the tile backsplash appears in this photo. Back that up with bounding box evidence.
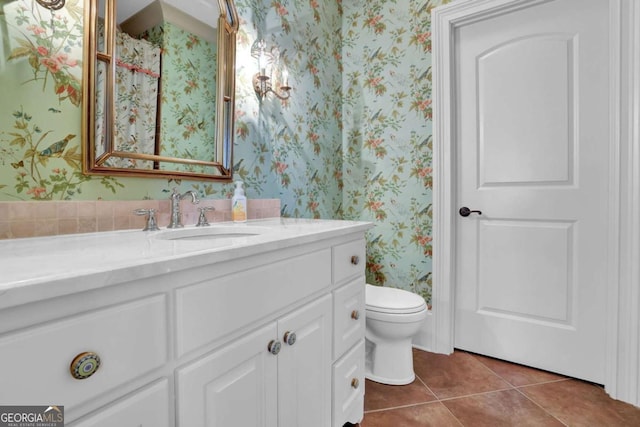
[0,199,280,240]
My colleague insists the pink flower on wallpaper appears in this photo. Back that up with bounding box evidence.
[275,3,289,16]
[26,25,46,36]
[41,57,61,73]
[276,161,288,174]
[26,187,47,198]
[8,4,83,107]
[416,234,432,246]
[64,57,78,67]
[368,77,382,87]
[308,132,320,142]
[367,15,382,28]
[369,263,383,273]
[416,32,431,44]
[310,0,319,9]
[417,167,432,177]
[40,52,77,73]
[416,99,432,110]
[367,138,383,148]
[55,53,76,67]
[367,200,384,211]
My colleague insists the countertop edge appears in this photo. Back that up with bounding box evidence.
[0,219,374,310]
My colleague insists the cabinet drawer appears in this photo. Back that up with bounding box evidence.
[69,379,170,427]
[0,296,167,411]
[332,339,365,427]
[176,248,331,357]
[333,278,365,360]
[332,239,366,285]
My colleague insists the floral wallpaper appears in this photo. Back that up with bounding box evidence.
[0,0,103,200]
[145,22,218,173]
[341,0,449,304]
[232,0,343,219]
[0,0,448,304]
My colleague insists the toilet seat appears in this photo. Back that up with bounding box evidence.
[365,284,427,314]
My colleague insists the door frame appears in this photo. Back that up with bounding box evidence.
[431,0,640,406]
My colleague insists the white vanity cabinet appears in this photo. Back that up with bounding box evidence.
[177,323,279,426]
[177,295,332,427]
[0,219,370,427]
[277,295,332,427]
[71,380,171,427]
[331,240,367,427]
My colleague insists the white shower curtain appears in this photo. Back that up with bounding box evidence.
[107,30,161,169]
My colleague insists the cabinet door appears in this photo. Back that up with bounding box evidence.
[176,323,278,427]
[277,295,332,427]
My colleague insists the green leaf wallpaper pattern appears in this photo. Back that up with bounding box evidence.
[0,0,450,303]
[342,0,450,303]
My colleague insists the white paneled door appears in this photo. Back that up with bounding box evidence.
[454,0,611,384]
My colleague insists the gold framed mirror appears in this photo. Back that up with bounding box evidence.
[83,0,238,181]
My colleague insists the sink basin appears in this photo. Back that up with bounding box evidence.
[155,226,272,241]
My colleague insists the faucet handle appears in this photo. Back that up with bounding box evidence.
[134,208,160,231]
[196,206,215,227]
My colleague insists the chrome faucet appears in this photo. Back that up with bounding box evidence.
[168,188,200,228]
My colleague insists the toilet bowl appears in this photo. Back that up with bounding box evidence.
[365,284,428,385]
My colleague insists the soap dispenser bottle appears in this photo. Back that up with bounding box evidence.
[232,181,247,223]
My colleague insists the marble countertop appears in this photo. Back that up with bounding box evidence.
[0,218,372,309]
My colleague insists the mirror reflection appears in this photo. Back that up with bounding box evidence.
[85,0,237,181]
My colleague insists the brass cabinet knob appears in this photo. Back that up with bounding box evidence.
[267,340,281,355]
[70,352,101,380]
[350,255,359,265]
[351,310,360,320]
[351,378,360,389]
[283,331,297,346]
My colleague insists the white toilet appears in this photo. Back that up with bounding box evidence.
[365,284,428,385]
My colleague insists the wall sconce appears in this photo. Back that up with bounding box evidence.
[251,39,291,101]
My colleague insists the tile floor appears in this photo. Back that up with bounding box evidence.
[356,348,640,427]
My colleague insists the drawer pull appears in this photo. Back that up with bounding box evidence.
[70,352,101,380]
[351,310,360,320]
[283,331,297,346]
[267,340,281,355]
[350,255,360,265]
[351,378,360,389]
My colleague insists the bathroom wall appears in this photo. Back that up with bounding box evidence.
[341,0,450,304]
[0,0,225,200]
[232,0,343,218]
[0,0,446,303]
[0,0,343,209]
